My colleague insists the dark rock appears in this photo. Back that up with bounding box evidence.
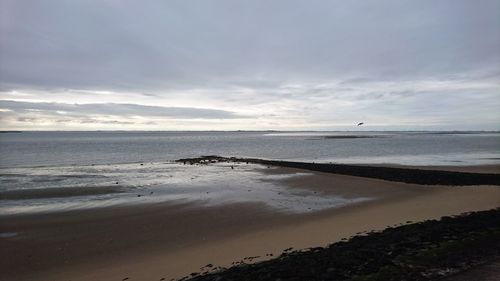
[175,156,500,186]
[181,209,500,281]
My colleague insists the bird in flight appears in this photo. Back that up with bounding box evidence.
[357,122,364,126]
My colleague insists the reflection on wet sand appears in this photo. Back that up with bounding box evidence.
[0,161,371,215]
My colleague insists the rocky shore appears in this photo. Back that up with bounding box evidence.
[177,156,500,186]
[182,208,500,281]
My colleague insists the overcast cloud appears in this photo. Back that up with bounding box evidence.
[0,0,499,130]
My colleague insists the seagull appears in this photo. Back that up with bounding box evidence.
[357,122,364,126]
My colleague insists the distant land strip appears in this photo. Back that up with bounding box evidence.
[177,156,500,186]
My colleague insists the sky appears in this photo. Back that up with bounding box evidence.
[0,0,499,131]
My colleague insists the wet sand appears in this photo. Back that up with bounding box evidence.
[370,163,500,174]
[1,166,500,281]
[0,185,126,200]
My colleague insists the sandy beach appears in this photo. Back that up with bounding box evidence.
[1,164,499,281]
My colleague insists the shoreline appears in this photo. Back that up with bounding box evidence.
[1,162,499,281]
[22,186,500,281]
[187,208,500,280]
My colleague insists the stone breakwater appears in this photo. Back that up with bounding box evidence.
[176,156,500,186]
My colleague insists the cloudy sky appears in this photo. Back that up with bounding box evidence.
[0,0,499,130]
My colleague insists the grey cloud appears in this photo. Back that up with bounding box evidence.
[16,117,37,123]
[42,117,138,125]
[75,119,137,125]
[1,0,499,92]
[0,100,245,119]
[0,0,499,130]
[15,115,152,126]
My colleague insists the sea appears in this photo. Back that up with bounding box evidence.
[1,131,499,215]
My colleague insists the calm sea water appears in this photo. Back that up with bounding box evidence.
[1,131,499,168]
[1,131,499,215]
